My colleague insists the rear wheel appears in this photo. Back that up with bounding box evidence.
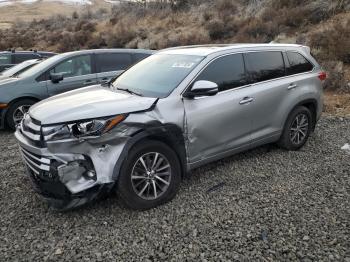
[6,99,36,130]
[278,106,312,150]
[117,140,181,210]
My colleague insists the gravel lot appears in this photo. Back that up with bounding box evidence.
[0,116,349,261]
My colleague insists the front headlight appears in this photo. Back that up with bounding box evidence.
[72,114,126,137]
[43,115,126,141]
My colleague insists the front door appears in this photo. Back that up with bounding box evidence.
[183,53,253,163]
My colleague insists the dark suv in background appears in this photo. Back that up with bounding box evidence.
[0,49,155,129]
[0,50,56,72]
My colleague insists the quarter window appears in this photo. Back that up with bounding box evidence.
[245,51,285,83]
[96,53,132,73]
[286,52,314,75]
[195,54,247,92]
[51,55,92,77]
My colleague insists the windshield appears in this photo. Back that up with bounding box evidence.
[1,59,39,77]
[112,54,204,98]
[0,54,11,65]
[18,54,61,78]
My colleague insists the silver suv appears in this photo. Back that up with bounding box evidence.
[15,44,326,210]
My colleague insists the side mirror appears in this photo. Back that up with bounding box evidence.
[184,80,219,98]
[50,73,64,84]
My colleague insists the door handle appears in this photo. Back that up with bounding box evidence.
[239,97,254,105]
[287,83,298,90]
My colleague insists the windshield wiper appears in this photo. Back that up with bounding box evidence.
[117,87,143,97]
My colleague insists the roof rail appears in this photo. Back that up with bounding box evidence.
[163,44,239,51]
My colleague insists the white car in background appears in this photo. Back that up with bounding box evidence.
[0,59,41,81]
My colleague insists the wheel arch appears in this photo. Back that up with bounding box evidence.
[285,98,318,131]
[4,96,41,128]
[112,123,188,181]
[7,96,41,107]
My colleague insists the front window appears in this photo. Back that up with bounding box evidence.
[112,54,204,98]
[51,55,92,78]
[0,54,11,65]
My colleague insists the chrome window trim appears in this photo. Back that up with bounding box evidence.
[181,49,317,99]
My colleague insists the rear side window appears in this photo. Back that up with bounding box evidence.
[286,52,314,75]
[245,51,285,83]
[96,53,132,73]
[14,54,39,63]
[195,54,247,92]
[0,54,11,65]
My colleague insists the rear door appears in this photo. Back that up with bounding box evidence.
[46,54,97,96]
[95,53,133,84]
[243,51,291,142]
[183,53,253,163]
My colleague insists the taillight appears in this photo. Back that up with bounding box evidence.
[318,71,327,81]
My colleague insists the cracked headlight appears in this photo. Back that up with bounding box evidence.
[43,115,126,141]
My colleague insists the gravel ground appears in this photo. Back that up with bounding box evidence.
[0,116,349,261]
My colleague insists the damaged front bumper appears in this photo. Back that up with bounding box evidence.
[15,119,131,210]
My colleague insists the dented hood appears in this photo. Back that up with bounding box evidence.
[29,85,157,125]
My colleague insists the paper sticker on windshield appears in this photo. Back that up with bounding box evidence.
[172,62,195,68]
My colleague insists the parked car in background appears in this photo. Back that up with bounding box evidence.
[0,49,155,129]
[0,59,42,81]
[14,44,325,211]
[0,50,56,72]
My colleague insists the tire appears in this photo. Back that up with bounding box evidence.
[6,99,36,130]
[278,106,312,151]
[117,140,181,210]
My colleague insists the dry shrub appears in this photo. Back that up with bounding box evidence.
[309,19,350,64]
[322,61,347,91]
[105,23,137,48]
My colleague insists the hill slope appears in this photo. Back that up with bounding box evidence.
[0,0,114,27]
[0,0,349,92]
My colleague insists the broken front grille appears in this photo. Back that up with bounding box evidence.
[20,147,50,175]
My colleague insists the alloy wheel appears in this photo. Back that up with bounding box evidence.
[290,113,309,145]
[13,105,31,125]
[131,152,172,200]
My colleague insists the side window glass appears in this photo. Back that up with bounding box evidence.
[195,54,247,92]
[245,51,285,83]
[286,52,314,75]
[36,72,48,82]
[0,54,11,65]
[96,53,132,73]
[14,54,37,63]
[51,55,92,78]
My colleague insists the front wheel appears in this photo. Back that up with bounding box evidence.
[117,140,181,210]
[278,106,312,150]
[6,99,36,130]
